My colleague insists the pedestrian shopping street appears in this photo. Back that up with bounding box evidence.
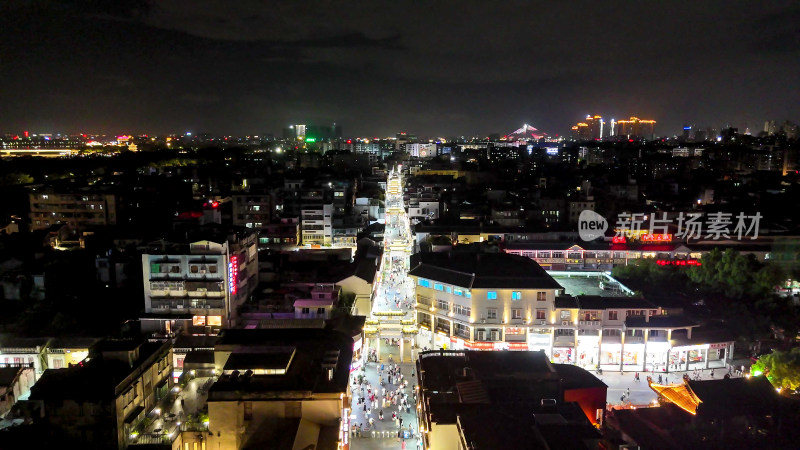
[350,167,421,449]
[349,360,420,449]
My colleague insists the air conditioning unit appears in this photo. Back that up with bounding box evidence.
[561,320,570,325]
[579,321,586,325]
[481,318,486,323]
[490,331,499,341]
[477,331,485,341]
[537,320,546,325]
[176,305,184,309]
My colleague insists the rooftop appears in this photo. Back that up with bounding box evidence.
[209,328,353,397]
[30,341,168,401]
[409,252,562,290]
[553,274,625,297]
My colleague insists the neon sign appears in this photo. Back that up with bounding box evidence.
[228,255,238,294]
[641,234,672,243]
[612,236,627,244]
[656,259,701,266]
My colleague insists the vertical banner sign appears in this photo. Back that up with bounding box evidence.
[229,255,238,294]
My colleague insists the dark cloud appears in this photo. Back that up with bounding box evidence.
[0,0,797,137]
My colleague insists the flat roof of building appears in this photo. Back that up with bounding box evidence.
[409,253,562,290]
[210,328,353,396]
[552,274,621,297]
[30,341,168,401]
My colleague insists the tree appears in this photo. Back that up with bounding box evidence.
[752,348,800,391]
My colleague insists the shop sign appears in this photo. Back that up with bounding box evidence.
[709,343,727,349]
[466,341,493,350]
[656,259,702,266]
[641,234,672,243]
[508,343,528,351]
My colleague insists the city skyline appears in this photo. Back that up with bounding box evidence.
[1,1,798,137]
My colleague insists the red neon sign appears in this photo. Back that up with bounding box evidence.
[612,236,627,244]
[228,255,239,294]
[656,259,701,267]
[641,234,672,243]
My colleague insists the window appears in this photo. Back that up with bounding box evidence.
[553,252,564,258]
[487,308,497,319]
[536,309,546,320]
[302,308,310,314]
[537,292,547,301]
[454,304,471,317]
[434,283,443,291]
[445,286,452,294]
[512,308,522,319]
[582,311,600,321]
[208,265,218,273]
[436,299,449,311]
[511,291,522,300]
[418,279,431,288]
[317,308,325,315]
[190,265,199,273]
[608,311,618,320]
[192,316,206,326]
[487,291,497,300]
[465,291,472,298]
[453,288,463,296]
[560,310,571,320]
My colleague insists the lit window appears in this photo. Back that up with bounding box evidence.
[487,291,497,300]
[445,286,452,294]
[192,316,206,326]
[434,283,443,291]
[418,279,431,288]
[465,291,472,298]
[511,291,522,300]
[453,288,463,296]
[207,316,222,326]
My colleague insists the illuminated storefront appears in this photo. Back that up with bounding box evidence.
[576,334,600,368]
[528,330,552,356]
[552,347,573,364]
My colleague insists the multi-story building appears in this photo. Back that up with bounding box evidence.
[409,252,735,372]
[568,196,595,225]
[206,328,353,449]
[141,228,258,335]
[416,350,604,450]
[617,116,656,140]
[256,218,300,250]
[409,252,565,351]
[232,192,273,229]
[27,339,172,449]
[0,337,50,380]
[44,337,99,369]
[301,203,333,246]
[28,186,117,231]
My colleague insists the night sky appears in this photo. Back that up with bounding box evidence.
[1,0,798,137]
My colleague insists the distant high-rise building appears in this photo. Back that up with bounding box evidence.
[617,117,656,140]
[570,115,602,140]
[570,122,589,141]
[682,126,692,142]
[764,120,776,135]
[585,115,603,140]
